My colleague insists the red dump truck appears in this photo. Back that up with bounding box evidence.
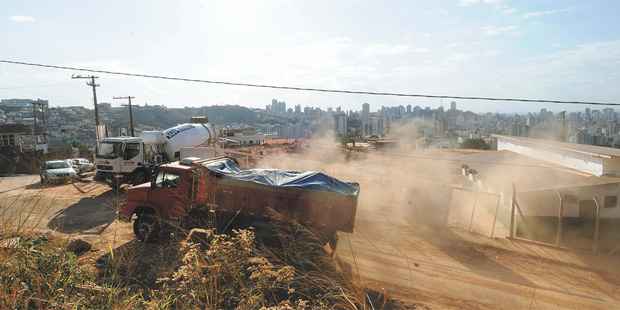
[119,156,359,244]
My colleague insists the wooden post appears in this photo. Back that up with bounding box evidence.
[510,183,516,238]
[468,192,479,232]
[555,191,564,246]
[592,196,601,254]
[490,193,501,238]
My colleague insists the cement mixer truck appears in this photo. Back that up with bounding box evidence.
[94,117,215,187]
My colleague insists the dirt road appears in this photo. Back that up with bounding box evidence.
[0,175,133,252]
[335,204,620,309]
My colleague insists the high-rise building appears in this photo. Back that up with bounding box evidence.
[450,101,457,111]
[269,99,287,114]
[334,112,348,136]
[362,103,370,136]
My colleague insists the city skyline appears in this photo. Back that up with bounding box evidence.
[1,1,619,113]
[4,95,620,116]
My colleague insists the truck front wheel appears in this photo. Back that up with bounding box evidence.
[134,212,160,242]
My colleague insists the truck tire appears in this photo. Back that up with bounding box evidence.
[134,212,160,242]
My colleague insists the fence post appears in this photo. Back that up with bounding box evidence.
[468,192,479,232]
[592,196,601,254]
[555,191,564,246]
[510,183,516,238]
[490,193,501,238]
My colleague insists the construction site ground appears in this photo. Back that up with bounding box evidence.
[1,174,619,309]
[336,204,620,309]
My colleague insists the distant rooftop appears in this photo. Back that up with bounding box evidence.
[457,150,620,192]
[492,134,620,159]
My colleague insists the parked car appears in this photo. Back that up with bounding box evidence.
[40,160,78,184]
[70,158,95,173]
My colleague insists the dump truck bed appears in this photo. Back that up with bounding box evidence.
[195,157,359,234]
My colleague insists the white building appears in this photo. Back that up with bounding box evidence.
[361,103,370,136]
[447,139,620,253]
[218,128,265,148]
[334,112,348,136]
[494,134,620,176]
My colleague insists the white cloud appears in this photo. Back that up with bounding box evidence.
[502,7,517,15]
[482,25,519,36]
[458,0,503,6]
[508,40,620,104]
[362,44,411,57]
[523,8,571,19]
[413,48,431,53]
[9,15,36,23]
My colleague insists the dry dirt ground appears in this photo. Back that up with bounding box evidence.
[0,175,134,255]
[2,174,620,309]
[335,204,620,309]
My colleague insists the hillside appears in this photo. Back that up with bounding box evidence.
[108,105,259,131]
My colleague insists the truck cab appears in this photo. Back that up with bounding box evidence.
[95,121,214,188]
[95,136,160,185]
[120,161,196,241]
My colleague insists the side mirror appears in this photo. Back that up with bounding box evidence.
[150,167,158,189]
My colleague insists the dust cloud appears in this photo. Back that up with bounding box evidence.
[257,123,459,227]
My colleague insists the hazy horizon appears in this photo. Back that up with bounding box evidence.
[2,0,619,114]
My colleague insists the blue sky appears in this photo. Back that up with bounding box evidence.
[1,0,619,113]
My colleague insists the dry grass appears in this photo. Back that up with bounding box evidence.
[0,209,413,309]
[0,234,137,309]
[0,180,418,309]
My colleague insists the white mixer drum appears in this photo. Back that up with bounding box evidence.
[162,123,213,160]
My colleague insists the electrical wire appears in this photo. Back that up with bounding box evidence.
[1,59,618,106]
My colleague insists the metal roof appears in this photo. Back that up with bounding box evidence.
[100,136,143,143]
[493,134,620,159]
[458,150,620,192]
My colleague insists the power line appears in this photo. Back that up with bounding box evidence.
[1,59,618,106]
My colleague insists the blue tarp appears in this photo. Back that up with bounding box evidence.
[203,158,359,196]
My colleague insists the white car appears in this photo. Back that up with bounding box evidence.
[70,158,95,173]
[41,160,78,184]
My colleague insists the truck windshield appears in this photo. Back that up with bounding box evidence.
[155,171,180,188]
[97,142,123,159]
[46,161,70,169]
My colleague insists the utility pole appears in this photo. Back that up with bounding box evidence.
[72,75,100,149]
[560,111,567,142]
[31,101,38,173]
[113,96,136,136]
